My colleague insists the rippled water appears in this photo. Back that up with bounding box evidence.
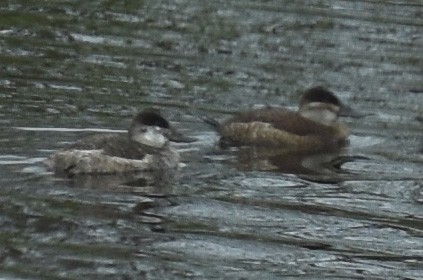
[1,1,422,279]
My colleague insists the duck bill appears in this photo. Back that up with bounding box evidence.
[339,104,367,118]
[168,127,197,143]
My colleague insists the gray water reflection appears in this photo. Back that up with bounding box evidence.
[1,0,423,279]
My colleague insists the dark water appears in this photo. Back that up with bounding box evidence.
[1,1,422,279]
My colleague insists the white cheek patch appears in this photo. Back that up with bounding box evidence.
[300,102,339,125]
[320,110,337,123]
[133,127,168,148]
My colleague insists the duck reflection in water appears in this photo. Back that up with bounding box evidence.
[205,86,364,181]
[230,146,357,182]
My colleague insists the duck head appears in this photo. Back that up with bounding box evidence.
[128,110,196,150]
[298,86,360,125]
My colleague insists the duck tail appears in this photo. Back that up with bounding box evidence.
[201,115,220,131]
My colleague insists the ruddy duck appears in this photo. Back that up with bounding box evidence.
[208,86,358,152]
[44,110,195,175]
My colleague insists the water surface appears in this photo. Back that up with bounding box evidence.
[1,0,422,279]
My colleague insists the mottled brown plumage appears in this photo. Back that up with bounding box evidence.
[67,134,147,159]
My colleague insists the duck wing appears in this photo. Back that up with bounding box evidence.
[221,107,335,136]
[67,133,146,159]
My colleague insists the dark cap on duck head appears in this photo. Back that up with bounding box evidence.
[300,86,363,118]
[132,109,197,143]
[132,109,170,129]
[299,86,341,107]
